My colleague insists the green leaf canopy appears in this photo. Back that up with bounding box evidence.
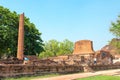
[0,6,44,57]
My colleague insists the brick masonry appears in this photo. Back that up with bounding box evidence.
[17,13,24,60]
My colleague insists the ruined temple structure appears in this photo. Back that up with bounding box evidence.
[100,45,119,64]
[17,13,24,60]
[72,40,95,63]
[95,50,114,65]
[1,12,120,78]
[73,40,95,54]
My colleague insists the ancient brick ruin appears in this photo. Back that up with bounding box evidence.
[95,50,114,65]
[0,60,120,79]
[73,40,95,54]
[0,13,120,79]
[17,13,24,60]
[0,38,120,78]
[72,40,95,63]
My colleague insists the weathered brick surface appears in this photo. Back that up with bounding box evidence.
[0,62,120,78]
[0,64,84,78]
[17,13,24,60]
[73,40,95,54]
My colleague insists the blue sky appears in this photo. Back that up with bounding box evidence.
[0,0,120,50]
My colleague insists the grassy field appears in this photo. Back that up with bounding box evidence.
[4,73,60,80]
[76,75,120,80]
[4,74,120,80]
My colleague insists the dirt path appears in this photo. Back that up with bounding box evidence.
[31,69,120,80]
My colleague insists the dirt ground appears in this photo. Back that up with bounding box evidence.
[31,69,120,80]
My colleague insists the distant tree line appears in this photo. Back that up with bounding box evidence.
[39,39,74,58]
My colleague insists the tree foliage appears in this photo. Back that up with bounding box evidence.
[110,15,120,38]
[0,6,43,57]
[109,38,120,54]
[109,15,120,54]
[39,39,74,58]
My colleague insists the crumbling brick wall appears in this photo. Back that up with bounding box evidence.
[0,64,120,78]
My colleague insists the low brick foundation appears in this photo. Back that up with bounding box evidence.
[90,64,120,71]
[0,64,83,78]
[0,63,120,79]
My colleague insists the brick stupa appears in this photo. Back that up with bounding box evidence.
[73,40,95,54]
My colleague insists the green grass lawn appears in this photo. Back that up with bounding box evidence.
[76,75,120,80]
[4,73,60,80]
[4,74,120,80]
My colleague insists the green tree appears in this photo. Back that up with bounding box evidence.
[39,39,74,58]
[110,15,120,38]
[109,15,120,54]
[39,40,59,58]
[58,39,74,55]
[0,6,43,57]
[109,38,120,54]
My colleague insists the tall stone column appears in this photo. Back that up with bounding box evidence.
[17,13,24,60]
